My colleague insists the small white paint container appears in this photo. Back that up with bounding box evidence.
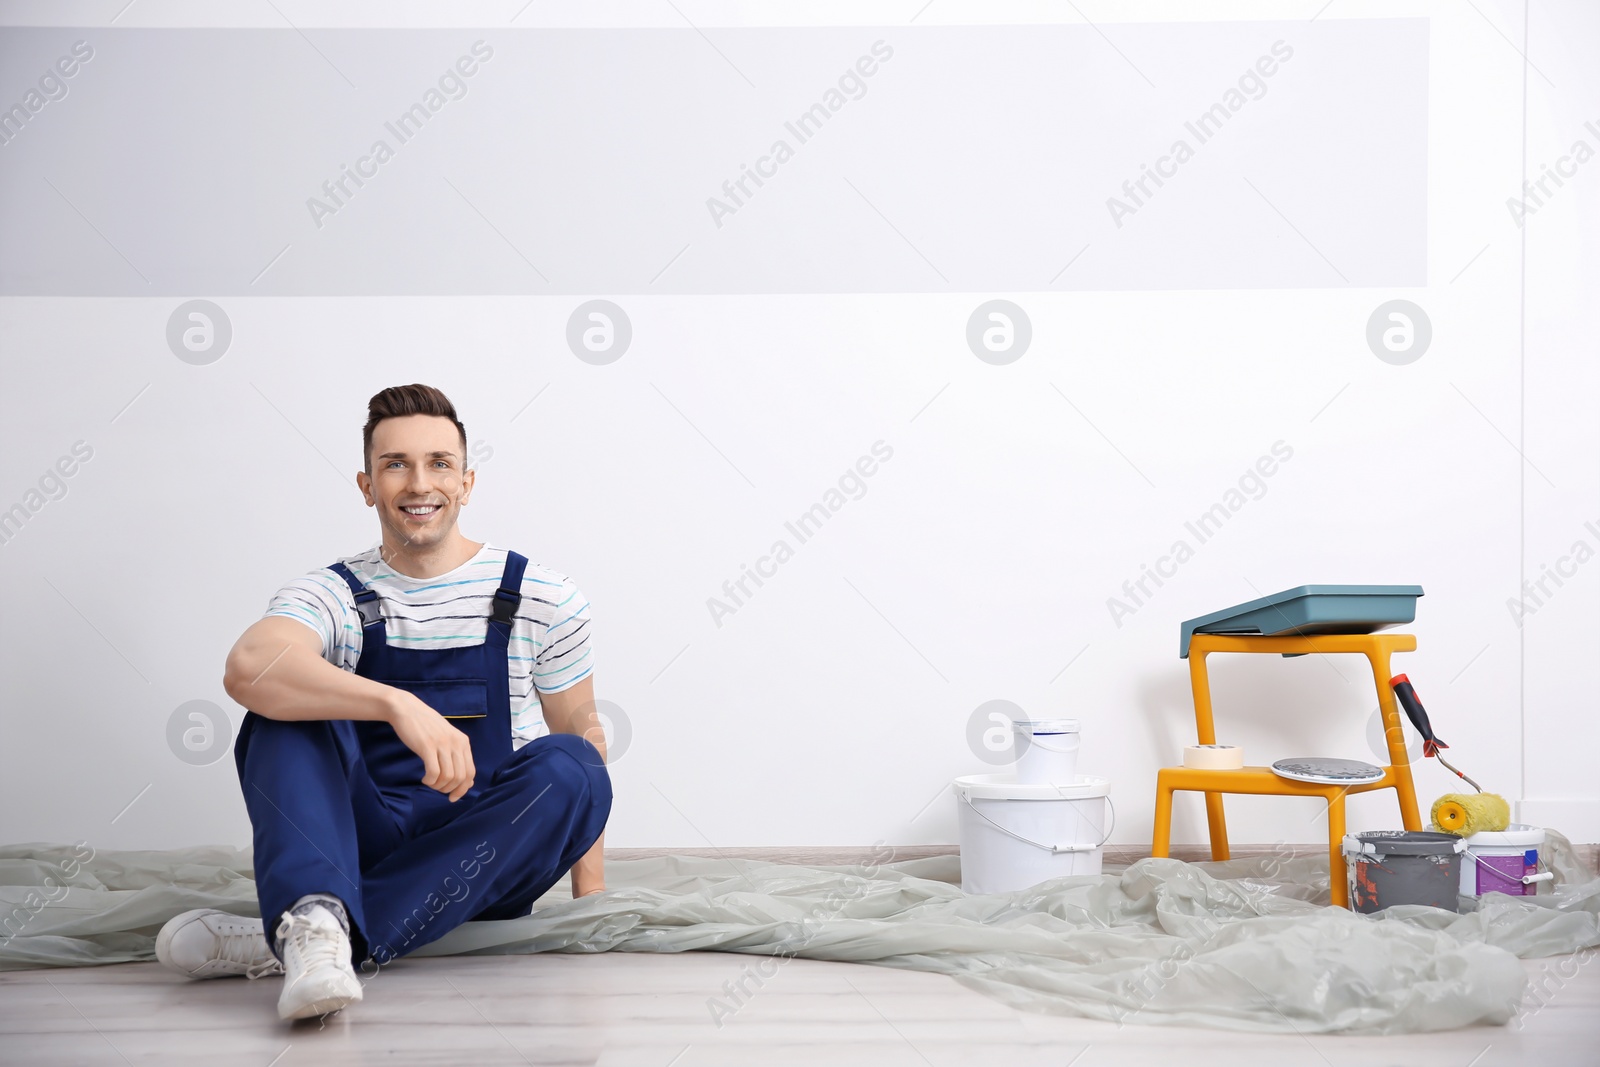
[1011,718,1081,785]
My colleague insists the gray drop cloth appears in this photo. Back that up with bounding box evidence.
[2,834,1597,1034]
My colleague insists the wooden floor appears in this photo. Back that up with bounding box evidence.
[2,846,1596,1065]
[3,950,1596,1066]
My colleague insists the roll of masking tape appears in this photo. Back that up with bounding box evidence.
[1183,744,1244,770]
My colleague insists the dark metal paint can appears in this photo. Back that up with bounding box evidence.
[1343,830,1465,913]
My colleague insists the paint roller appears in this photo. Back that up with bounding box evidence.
[1389,674,1510,836]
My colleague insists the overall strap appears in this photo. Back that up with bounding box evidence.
[487,551,528,647]
[327,561,384,631]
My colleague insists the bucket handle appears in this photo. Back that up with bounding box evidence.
[959,791,1115,854]
[1015,732,1080,756]
[1462,846,1555,887]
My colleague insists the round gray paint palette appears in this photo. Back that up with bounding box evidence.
[1270,757,1385,785]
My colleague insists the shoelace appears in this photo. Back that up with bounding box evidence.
[277,911,345,982]
[213,924,284,980]
[244,955,283,980]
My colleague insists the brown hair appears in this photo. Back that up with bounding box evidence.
[362,384,468,475]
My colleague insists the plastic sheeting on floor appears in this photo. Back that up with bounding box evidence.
[2,833,1597,1034]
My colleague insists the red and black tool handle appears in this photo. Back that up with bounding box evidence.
[1390,673,1447,758]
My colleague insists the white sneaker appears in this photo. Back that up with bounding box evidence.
[155,909,285,980]
[275,904,364,1020]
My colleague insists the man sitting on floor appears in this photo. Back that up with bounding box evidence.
[154,383,612,1020]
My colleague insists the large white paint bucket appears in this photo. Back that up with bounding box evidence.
[952,773,1113,894]
[1458,823,1551,897]
[1011,717,1081,784]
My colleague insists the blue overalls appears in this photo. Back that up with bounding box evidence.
[233,550,612,968]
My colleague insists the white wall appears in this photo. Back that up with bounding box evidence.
[0,1,1594,853]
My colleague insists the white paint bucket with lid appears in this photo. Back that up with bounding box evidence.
[1458,823,1551,897]
[1011,717,1081,784]
[952,773,1113,894]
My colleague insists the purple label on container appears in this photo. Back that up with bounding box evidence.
[1474,854,1534,896]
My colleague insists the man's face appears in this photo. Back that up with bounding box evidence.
[359,414,473,550]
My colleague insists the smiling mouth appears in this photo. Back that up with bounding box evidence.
[400,504,442,520]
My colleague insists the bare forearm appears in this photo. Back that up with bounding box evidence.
[553,712,607,894]
[223,640,397,723]
[571,831,605,894]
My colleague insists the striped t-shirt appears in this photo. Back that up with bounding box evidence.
[262,542,593,749]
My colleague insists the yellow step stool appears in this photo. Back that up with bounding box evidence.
[1150,632,1423,908]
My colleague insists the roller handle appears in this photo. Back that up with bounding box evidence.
[1390,674,1447,757]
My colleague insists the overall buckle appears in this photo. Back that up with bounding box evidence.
[490,587,520,627]
[352,587,383,629]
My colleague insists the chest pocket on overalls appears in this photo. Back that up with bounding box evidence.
[356,676,496,798]
[373,678,489,719]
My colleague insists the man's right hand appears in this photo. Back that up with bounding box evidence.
[386,693,477,802]
[224,619,476,803]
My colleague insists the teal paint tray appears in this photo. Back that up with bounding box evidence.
[1179,585,1424,658]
